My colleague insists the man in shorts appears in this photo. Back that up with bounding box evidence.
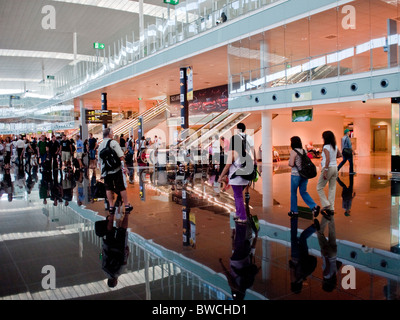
[98,127,133,216]
[75,134,84,170]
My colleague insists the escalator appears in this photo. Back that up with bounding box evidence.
[183,111,251,150]
[96,98,169,143]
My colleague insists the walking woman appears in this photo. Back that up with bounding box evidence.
[288,136,320,218]
[317,131,342,219]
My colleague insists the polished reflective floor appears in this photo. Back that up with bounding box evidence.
[1,152,400,300]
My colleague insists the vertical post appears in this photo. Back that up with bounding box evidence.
[387,19,398,68]
[182,186,191,246]
[138,115,143,140]
[101,93,107,129]
[80,99,88,141]
[180,67,189,135]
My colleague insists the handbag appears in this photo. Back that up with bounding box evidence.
[342,148,352,157]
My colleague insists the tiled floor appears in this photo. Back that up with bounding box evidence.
[1,152,400,300]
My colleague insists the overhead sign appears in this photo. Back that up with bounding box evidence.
[47,75,55,80]
[85,109,112,124]
[164,0,179,4]
[94,42,105,50]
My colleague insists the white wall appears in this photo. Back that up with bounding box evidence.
[254,113,344,153]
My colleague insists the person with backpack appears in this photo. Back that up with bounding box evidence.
[98,128,133,216]
[317,131,342,219]
[218,123,256,223]
[95,209,130,288]
[289,212,319,294]
[288,136,320,218]
[219,208,259,300]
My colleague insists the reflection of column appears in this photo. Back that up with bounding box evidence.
[261,237,271,281]
[139,0,144,57]
[260,40,269,88]
[353,117,371,156]
[144,252,151,300]
[261,110,272,164]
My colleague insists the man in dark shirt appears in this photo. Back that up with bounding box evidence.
[47,135,60,170]
[88,133,97,169]
[60,134,72,168]
[120,134,126,153]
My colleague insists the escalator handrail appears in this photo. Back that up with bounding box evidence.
[175,109,231,148]
[185,112,250,150]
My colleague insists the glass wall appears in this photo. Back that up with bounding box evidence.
[229,0,400,94]
[47,0,281,100]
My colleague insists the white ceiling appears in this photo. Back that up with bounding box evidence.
[0,0,394,120]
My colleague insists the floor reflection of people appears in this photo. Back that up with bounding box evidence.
[2,167,14,202]
[316,215,342,292]
[95,212,130,288]
[50,169,63,206]
[337,175,355,216]
[39,169,52,205]
[219,205,259,300]
[62,167,75,206]
[289,215,318,294]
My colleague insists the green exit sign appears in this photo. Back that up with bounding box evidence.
[94,42,105,50]
[164,0,179,4]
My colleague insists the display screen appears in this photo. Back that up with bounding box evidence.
[292,108,313,122]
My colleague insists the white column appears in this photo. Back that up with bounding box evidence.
[261,110,273,164]
[139,0,144,57]
[353,117,371,156]
[261,110,274,209]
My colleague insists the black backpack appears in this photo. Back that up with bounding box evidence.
[294,149,317,179]
[99,140,121,172]
[230,134,257,181]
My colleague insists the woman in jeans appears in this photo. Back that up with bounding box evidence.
[317,131,342,219]
[288,136,320,218]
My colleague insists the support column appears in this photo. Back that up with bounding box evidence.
[261,110,273,209]
[261,110,273,164]
[353,117,371,157]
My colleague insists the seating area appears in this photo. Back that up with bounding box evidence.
[273,144,323,161]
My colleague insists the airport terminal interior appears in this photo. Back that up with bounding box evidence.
[1,0,400,301]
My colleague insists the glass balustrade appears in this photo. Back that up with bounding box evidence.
[36,0,281,100]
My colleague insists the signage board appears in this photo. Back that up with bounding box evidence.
[85,109,112,124]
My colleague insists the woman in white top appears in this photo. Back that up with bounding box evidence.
[316,131,342,218]
[4,137,13,168]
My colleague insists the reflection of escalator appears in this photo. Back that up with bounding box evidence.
[273,64,350,87]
